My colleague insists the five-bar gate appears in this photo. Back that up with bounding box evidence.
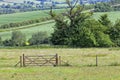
[17,54,59,67]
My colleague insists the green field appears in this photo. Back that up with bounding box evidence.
[0,9,65,25]
[0,48,120,80]
[0,10,49,25]
[0,11,120,40]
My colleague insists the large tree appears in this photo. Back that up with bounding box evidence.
[50,0,92,46]
[50,0,113,47]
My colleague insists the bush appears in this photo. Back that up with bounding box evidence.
[3,39,12,46]
[29,32,49,45]
[11,31,26,46]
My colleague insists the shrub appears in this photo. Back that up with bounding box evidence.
[29,31,49,45]
[11,31,26,46]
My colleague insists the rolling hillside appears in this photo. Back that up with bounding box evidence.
[0,10,120,40]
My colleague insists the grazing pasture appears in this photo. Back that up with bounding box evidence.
[0,48,120,80]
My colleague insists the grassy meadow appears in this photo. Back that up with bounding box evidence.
[0,48,120,80]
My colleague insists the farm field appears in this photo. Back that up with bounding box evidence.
[0,9,65,25]
[0,10,49,25]
[0,48,120,80]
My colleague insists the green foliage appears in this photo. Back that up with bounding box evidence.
[109,20,120,46]
[98,14,113,35]
[98,14,112,28]
[76,19,113,47]
[29,31,49,45]
[3,31,26,46]
[0,36,3,46]
[51,18,69,45]
[95,32,113,47]
[3,39,12,46]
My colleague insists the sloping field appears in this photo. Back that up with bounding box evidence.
[0,21,55,40]
[0,10,49,25]
[0,9,65,25]
[0,48,120,80]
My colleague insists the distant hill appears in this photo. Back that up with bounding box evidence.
[1,0,110,4]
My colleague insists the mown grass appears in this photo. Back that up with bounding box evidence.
[0,48,120,80]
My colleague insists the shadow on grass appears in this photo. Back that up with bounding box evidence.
[109,62,120,66]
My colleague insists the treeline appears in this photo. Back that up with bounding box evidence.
[0,2,42,14]
[111,0,120,5]
[0,31,49,47]
[94,1,120,12]
[0,17,52,29]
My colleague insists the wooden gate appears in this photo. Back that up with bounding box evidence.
[17,54,58,67]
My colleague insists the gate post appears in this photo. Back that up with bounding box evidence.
[59,56,61,66]
[96,55,98,66]
[55,54,58,66]
[20,56,22,67]
[23,54,25,67]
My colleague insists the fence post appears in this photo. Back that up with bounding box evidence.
[56,54,58,66]
[96,55,98,66]
[23,54,25,67]
[20,56,22,67]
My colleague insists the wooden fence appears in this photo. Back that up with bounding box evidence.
[15,54,59,67]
